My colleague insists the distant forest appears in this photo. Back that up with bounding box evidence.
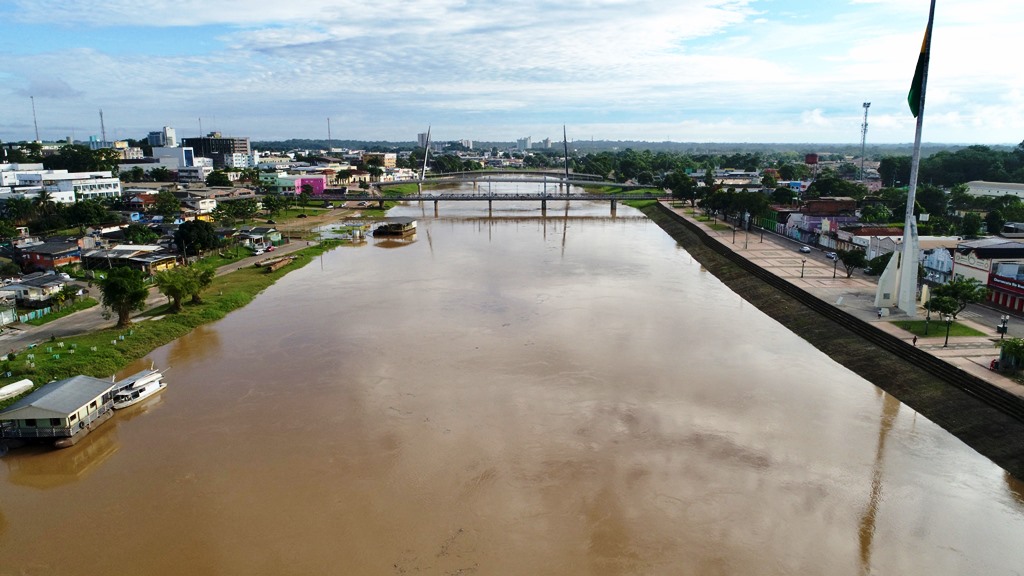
[252,138,1015,158]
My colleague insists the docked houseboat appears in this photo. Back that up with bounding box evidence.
[0,367,166,449]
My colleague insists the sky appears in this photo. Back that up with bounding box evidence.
[0,0,1021,146]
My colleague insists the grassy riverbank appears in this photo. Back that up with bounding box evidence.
[0,240,340,409]
[640,203,1024,479]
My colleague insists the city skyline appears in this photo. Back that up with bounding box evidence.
[1,0,1021,146]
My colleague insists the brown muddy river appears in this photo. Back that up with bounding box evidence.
[3,192,1024,575]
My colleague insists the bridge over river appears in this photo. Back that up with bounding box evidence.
[320,170,664,214]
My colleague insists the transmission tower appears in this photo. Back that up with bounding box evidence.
[860,102,871,181]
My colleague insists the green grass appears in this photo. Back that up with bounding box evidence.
[892,320,987,338]
[707,222,735,232]
[23,298,99,326]
[0,240,342,409]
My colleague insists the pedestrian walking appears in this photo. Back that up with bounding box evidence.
[913,336,918,346]
[877,309,882,319]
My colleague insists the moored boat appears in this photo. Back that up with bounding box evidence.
[112,371,166,409]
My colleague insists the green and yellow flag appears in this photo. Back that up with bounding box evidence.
[908,0,936,118]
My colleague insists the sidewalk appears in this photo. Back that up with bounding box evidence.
[665,203,1024,402]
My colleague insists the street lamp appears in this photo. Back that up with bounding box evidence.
[924,306,931,335]
[833,258,838,279]
[999,314,1010,340]
[732,226,737,244]
[943,313,954,348]
[801,258,807,278]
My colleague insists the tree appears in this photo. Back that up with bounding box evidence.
[664,171,698,206]
[769,187,794,205]
[859,204,893,224]
[261,191,287,216]
[154,267,195,313]
[865,252,894,276]
[150,167,172,182]
[151,190,182,219]
[174,220,219,256]
[206,170,233,187]
[189,265,216,304]
[931,277,988,318]
[299,184,313,207]
[985,209,1005,235]
[961,212,983,237]
[100,267,149,327]
[124,223,159,244]
[836,249,867,278]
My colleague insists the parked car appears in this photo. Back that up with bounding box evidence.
[799,246,812,254]
[266,219,277,224]
[266,245,275,252]
[297,214,308,218]
[253,249,265,256]
[58,273,72,280]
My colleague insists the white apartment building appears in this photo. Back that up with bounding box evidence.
[178,166,213,183]
[223,152,258,169]
[9,169,121,203]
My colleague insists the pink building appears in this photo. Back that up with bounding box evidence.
[294,176,327,195]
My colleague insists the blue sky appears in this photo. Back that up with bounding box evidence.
[1,0,1020,145]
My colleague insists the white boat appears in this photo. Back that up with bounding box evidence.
[112,370,166,409]
[0,379,33,402]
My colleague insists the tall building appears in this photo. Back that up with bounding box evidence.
[180,132,250,169]
[147,126,178,148]
[516,137,532,150]
[417,132,429,148]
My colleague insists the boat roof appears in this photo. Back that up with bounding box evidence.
[0,375,116,420]
[112,369,161,393]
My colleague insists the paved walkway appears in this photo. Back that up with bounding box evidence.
[665,204,1024,402]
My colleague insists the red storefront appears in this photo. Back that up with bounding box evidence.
[989,275,1024,312]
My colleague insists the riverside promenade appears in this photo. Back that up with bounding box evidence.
[662,202,1024,404]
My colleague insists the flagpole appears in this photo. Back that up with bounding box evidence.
[896,0,936,318]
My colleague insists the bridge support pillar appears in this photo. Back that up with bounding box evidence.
[541,199,547,216]
[488,199,492,214]
[433,200,439,216]
[610,199,617,216]
[417,182,422,194]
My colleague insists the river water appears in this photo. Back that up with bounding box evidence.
[2,187,1024,575]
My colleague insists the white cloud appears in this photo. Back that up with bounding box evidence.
[0,0,1020,143]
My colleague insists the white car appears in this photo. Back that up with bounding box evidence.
[825,252,838,260]
[798,246,811,254]
[253,249,265,256]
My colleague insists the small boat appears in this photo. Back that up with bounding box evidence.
[0,379,33,402]
[112,371,166,409]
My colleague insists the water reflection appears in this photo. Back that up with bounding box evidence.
[4,423,120,489]
[858,390,901,574]
[166,324,222,368]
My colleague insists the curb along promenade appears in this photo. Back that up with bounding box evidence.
[647,201,1024,478]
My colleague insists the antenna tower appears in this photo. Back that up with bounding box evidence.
[327,117,332,155]
[31,96,40,142]
[99,109,107,146]
[860,102,871,181]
